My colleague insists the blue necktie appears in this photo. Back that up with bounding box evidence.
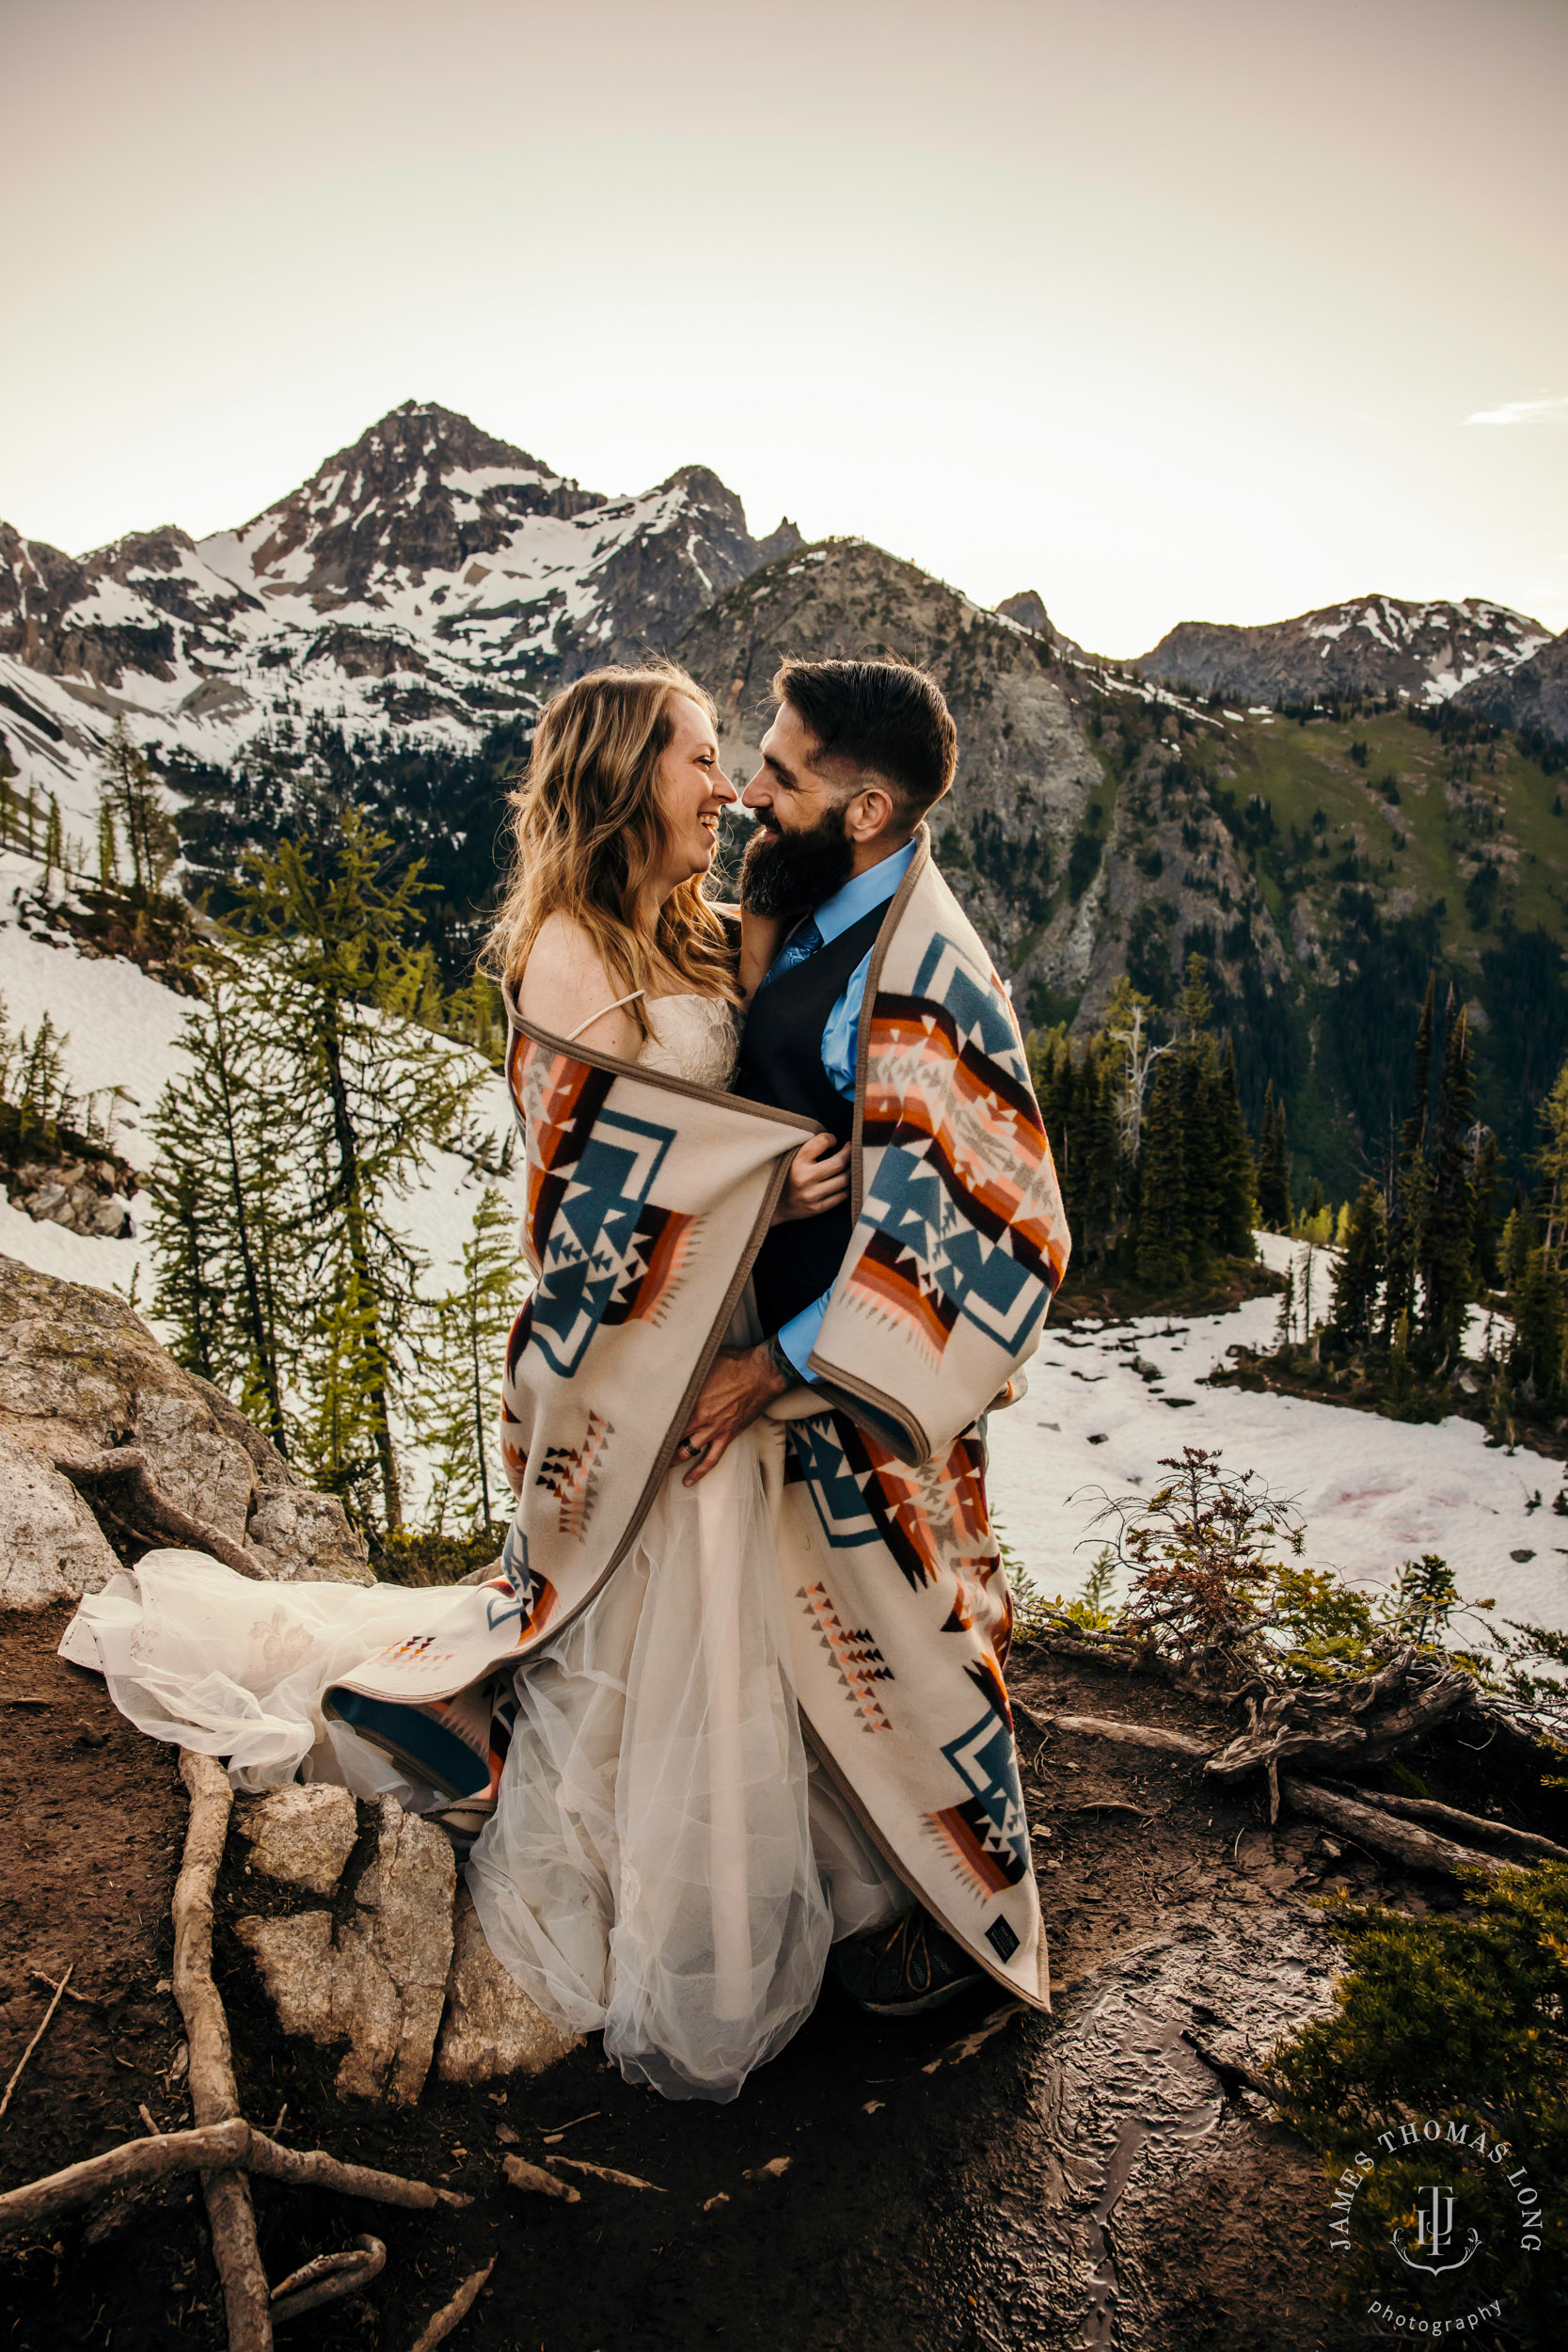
[761,915,822,990]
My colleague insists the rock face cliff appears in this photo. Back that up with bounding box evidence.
[0,402,799,826]
[1454,628,1568,747]
[1136,595,1550,712]
[674,539,1284,1030]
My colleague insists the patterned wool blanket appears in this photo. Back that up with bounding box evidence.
[334,826,1070,2006]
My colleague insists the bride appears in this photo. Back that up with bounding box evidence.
[63,662,910,2104]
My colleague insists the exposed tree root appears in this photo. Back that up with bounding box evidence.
[175,1750,273,2351]
[55,1448,271,1581]
[0,1963,73,2120]
[270,2236,387,2327]
[0,2118,474,2238]
[1279,1777,1506,1879]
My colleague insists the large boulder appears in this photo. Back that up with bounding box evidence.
[235,1795,455,2105]
[0,1253,372,1592]
[0,1430,120,1611]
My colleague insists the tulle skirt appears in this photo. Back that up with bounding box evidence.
[60,1422,905,2104]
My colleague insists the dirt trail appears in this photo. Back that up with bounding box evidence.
[0,1612,1488,2349]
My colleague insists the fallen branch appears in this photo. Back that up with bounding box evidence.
[271,2236,386,2327]
[1323,1784,1568,1867]
[1205,1650,1476,1789]
[55,1448,269,1582]
[0,1963,73,2122]
[1279,1777,1507,1879]
[405,2257,497,2352]
[1016,1704,1212,1759]
[174,1752,273,2352]
[0,2118,473,2240]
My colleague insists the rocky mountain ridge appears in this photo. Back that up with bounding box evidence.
[0,400,799,831]
[1136,593,1554,713]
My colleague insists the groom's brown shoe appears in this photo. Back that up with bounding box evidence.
[827,1907,985,2015]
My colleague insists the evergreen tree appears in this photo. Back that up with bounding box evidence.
[414,1188,520,1534]
[227,808,491,1527]
[1470,1129,1501,1291]
[1207,1039,1256,1256]
[42,794,62,892]
[1326,1180,1386,1350]
[1256,1081,1291,1232]
[1383,972,1436,1343]
[1419,996,1477,1365]
[96,803,119,889]
[149,954,301,1452]
[1136,1050,1189,1288]
[1509,1249,1565,1405]
[99,721,178,899]
[1538,1052,1568,1268]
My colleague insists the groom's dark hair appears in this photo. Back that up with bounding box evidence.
[773,657,958,834]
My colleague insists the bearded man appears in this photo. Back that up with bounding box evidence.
[674,658,1071,2015]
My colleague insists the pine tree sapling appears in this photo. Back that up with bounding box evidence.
[1326,1180,1386,1352]
[1085,1445,1306,1689]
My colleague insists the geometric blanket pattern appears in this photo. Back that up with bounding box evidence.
[334,828,1071,2010]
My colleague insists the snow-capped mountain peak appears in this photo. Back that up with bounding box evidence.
[0,402,799,830]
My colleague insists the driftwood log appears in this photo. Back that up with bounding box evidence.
[1324,1784,1568,1867]
[1016,1703,1212,1760]
[0,2118,473,2239]
[55,1449,270,1581]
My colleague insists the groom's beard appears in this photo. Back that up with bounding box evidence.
[739,805,856,921]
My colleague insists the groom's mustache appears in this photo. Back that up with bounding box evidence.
[739,806,857,920]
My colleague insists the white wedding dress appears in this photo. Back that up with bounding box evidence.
[61,992,904,2105]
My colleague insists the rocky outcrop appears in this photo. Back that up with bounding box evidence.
[0,1430,119,1610]
[235,1795,455,2105]
[1455,627,1568,749]
[6,1152,134,1238]
[436,1889,579,2085]
[0,1253,372,1594]
[1136,595,1549,710]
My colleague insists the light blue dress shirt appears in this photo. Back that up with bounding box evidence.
[763,838,918,1382]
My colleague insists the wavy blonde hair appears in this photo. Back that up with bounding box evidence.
[485,663,739,1035]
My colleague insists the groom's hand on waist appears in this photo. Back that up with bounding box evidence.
[677,1342,791,1486]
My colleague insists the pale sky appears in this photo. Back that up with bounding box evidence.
[5,0,1565,653]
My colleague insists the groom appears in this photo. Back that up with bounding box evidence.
[677,657,1047,2016]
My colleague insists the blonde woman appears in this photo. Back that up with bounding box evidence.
[464,662,911,2102]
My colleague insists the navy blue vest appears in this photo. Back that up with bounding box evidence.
[732,903,886,1339]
